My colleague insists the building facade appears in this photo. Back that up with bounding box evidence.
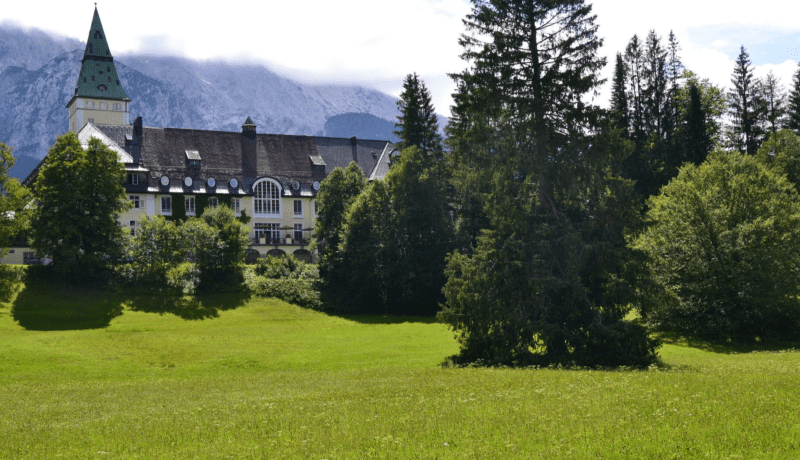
[4,7,396,264]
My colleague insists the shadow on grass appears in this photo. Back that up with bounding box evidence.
[123,291,251,320]
[10,266,252,329]
[12,266,124,331]
[328,312,440,325]
[656,330,800,354]
[0,264,25,304]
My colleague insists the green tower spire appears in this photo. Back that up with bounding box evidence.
[72,7,129,100]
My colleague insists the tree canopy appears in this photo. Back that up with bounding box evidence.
[394,73,443,156]
[0,143,30,254]
[440,0,658,367]
[633,150,800,341]
[31,133,129,279]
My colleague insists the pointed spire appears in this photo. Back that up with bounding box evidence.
[72,6,129,100]
[84,6,112,60]
[244,116,255,126]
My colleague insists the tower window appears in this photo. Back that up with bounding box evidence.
[92,76,95,81]
[98,85,107,91]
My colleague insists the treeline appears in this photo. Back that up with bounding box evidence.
[315,1,800,367]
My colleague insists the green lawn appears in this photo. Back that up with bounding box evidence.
[1,266,799,459]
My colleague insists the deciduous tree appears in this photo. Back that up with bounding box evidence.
[633,151,800,341]
[0,143,30,254]
[31,133,129,280]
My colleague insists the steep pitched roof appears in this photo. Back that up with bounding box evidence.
[70,7,129,101]
[313,137,395,180]
[78,122,133,163]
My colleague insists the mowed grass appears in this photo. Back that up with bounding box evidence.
[1,267,799,459]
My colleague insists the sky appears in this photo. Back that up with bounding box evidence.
[2,0,800,118]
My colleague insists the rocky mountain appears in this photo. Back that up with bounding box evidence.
[0,24,410,178]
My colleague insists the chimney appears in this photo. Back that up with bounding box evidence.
[241,116,257,177]
[131,116,143,164]
[350,136,358,163]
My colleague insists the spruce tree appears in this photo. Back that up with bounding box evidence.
[727,46,764,154]
[681,81,712,165]
[393,73,443,157]
[441,0,658,367]
[610,53,629,134]
[761,70,786,137]
[787,63,800,132]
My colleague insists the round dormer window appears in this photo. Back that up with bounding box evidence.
[291,180,300,191]
[207,177,216,188]
[160,175,170,187]
[97,84,107,91]
[229,178,239,189]
[312,181,320,191]
[184,176,193,187]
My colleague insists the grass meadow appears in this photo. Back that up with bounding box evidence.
[1,266,799,459]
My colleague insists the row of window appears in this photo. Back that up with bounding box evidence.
[254,223,308,244]
[83,101,123,111]
[129,195,314,218]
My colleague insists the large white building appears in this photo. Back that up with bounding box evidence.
[3,7,396,265]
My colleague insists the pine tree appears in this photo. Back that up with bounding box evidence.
[393,73,443,157]
[665,30,683,139]
[610,53,629,134]
[727,46,764,154]
[681,81,712,165]
[761,70,787,137]
[441,0,658,367]
[643,30,669,139]
[787,63,800,132]
[624,35,645,141]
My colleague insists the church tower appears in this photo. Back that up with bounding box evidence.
[66,7,130,133]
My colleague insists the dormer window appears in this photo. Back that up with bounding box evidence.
[185,150,201,167]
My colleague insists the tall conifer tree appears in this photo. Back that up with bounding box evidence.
[727,46,764,154]
[761,71,787,137]
[442,0,658,367]
[787,63,800,132]
[610,53,629,134]
[394,73,443,157]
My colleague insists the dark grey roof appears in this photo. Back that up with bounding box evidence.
[313,137,394,180]
[98,124,394,195]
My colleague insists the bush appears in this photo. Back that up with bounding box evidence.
[245,261,323,310]
[632,150,800,341]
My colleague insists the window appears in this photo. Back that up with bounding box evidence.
[87,101,95,109]
[100,102,108,110]
[294,223,304,242]
[254,223,280,244]
[129,195,140,209]
[231,198,241,214]
[314,201,318,217]
[208,197,218,208]
[129,220,136,237]
[113,103,121,111]
[88,118,94,123]
[161,196,172,215]
[185,196,196,215]
[127,173,139,185]
[253,179,281,216]
[293,199,302,218]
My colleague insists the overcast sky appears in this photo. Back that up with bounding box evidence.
[3,0,800,118]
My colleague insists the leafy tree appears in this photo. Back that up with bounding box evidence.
[129,215,184,285]
[761,70,787,137]
[314,162,367,272]
[441,0,658,367]
[788,63,800,132]
[193,204,249,290]
[394,73,443,156]
[333,147,455,314]
[756,129,800,188]
[31,133,129,280]
[727,46,765,154]
[633,150,800,341]
[0,143,30,253]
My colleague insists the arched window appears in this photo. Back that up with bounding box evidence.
[253,178,281,216]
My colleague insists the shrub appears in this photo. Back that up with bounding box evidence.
[632,150,800,341]
[245,263,322,310]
